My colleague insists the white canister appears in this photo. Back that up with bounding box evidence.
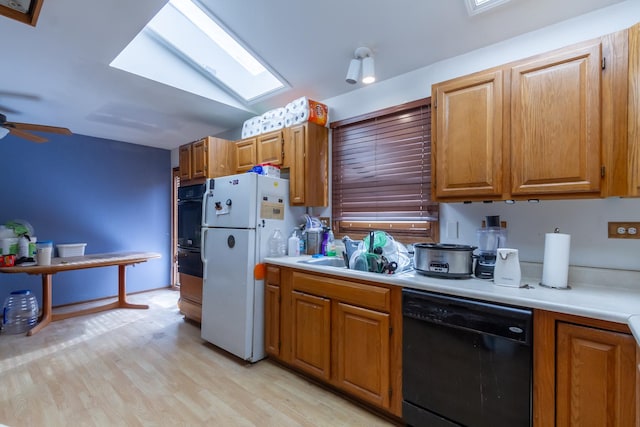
[35,241,53,266]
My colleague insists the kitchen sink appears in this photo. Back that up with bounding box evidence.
[297,257,347,268]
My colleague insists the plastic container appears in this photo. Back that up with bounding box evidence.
[36,241,53,265]
[18,236,38,258]
[18,236,31,258]
[267,229,286,257]
[288,231,300,257]
[56,243,87,257]
[28,236,37,258]
[305,229,322,255]
[2,290,38,334]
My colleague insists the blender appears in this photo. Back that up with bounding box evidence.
[474,215,508,279]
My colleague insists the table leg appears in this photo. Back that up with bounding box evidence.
[28,273,53,336]
[117,264,148,310]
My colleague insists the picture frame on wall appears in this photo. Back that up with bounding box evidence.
[0,0,44,27]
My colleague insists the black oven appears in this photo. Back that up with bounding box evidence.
[177,183,206,278]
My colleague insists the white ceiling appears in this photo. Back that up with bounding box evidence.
[0,0,626,150]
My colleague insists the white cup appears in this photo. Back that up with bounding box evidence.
[36,241,53,266]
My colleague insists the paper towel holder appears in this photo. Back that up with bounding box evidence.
[539,226,572,290]
[346,47,375,85]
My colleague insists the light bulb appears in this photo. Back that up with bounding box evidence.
[361,56,375,84]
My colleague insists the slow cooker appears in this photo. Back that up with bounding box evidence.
[413,243,477,279]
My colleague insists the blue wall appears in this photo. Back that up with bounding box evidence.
[0,132,171,307]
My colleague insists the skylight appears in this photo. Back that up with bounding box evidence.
[110,0,286,104]
[465,0,513,15]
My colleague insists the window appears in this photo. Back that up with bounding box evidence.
[465,0,513,15]
[331,98,439,244]
[111,0,286,105]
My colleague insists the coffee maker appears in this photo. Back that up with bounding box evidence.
[474,215,508,279]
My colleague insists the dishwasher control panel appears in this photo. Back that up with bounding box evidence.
[402,288,532,344]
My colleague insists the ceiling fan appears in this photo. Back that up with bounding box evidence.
[0,113,72,143]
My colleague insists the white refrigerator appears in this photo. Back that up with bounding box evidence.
[200,173,303,362]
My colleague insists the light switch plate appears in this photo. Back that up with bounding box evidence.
[607,222,640,239]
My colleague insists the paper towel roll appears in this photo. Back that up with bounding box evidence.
[541,232,571,288]
[294,96,308,109]
[294,109,310,125]
[284,113,295,128]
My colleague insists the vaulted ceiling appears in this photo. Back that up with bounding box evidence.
[0,0,628,149]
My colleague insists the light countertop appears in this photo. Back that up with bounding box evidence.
[265,255,640,343]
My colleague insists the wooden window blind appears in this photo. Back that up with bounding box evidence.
[330,98,439,243]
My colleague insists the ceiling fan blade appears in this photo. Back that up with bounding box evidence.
[0,105,19,114]
[7,122,72,135]
[7,127,48,143]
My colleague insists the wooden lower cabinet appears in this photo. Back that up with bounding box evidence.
[291,290,331,381]
[178,273,202,323]
[265,265,402,418]
[534,309,637,426]
[264,282,281,357]
[334,302,390,409]
[637,343,640,427]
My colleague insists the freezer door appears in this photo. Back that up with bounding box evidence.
[202,173,258,229]
[201,227,258,361]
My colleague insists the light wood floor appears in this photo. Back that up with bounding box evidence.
[0,289,397,427]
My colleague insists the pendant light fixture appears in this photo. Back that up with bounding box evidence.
[345,47,375,85]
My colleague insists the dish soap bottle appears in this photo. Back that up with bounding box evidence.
[326,229,336,257]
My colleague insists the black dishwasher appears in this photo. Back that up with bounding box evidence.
[402,288,532,427]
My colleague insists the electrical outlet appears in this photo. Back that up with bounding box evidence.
[608,222,640,239]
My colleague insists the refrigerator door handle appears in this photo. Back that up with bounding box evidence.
[202,191,210,226]
[201,227,208,263]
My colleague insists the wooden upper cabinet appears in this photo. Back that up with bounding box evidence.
[510,41,602,196]
[234,131,283,173]
[178,137,232,184]
[234,138,257,173]
[431,37,612,201]
[629,23,640,196]
[288,124,306,205]
[556,322,636,426]
[178,144,192,181]
[433,69,504,200]
[191,138,208,179]
[285,122,328,207]
[256,131,283,166]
